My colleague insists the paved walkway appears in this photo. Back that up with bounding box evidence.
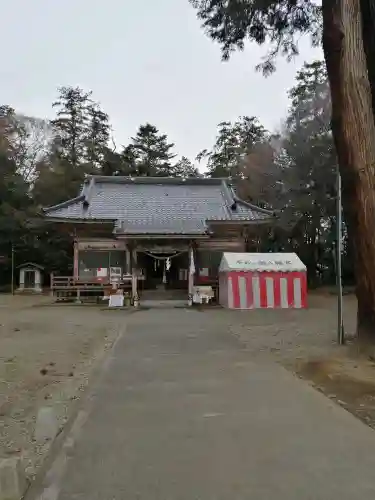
[39,308,375,499]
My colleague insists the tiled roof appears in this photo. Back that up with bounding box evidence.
[44,176,274,235]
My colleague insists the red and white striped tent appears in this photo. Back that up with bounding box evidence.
[219,252,307,310]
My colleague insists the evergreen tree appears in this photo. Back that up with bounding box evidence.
[189,0,375,340]
[35,86,96,208]
[173,156,200,177]
[197,116,267,178]
[101,144,138,176]
[130,123,176,176]
[120,145,138,175]
[101,146,123,176]
[0,151,32,282]
[282,61,337,284]
[0,106,16,154]
[51,86,92,167]
[85,103,110,167]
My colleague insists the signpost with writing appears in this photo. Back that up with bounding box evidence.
[236,259,293,267]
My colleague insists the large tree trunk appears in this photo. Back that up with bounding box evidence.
[360,0,375,115]
[322,0,375,340]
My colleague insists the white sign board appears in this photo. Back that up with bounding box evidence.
[109,294,124,308]
[219,253,306,273]
[97,267,108,278]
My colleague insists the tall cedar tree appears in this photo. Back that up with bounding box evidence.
[85,103,110,167]
[38,87,106,206]
[51,86,92,168]
[101,127,196,178]
[131,124,176,176]
[190,0,375,340]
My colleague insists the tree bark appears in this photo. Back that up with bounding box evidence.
[323,0,375,340]
[360,0,375,116]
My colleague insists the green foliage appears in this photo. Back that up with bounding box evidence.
[51,86,92,167]
[85,103,110,167]
[197,116,267,177]
[33,86,110,206]
[266,61,340,284]
[130,123,176,176]
[0,106,16,154]
[173,156,200,177]
[0,151,32,281]
[101,124,194,177]
[101,146,128,176]
[190,0,321,73]
[283,61,335,220]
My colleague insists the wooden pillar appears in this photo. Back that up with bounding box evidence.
[132,248,138,268]
[243,227,249,252]
[73,240,79,279]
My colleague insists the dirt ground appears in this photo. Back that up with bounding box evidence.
[224,291,375,430]
[0,295,125,480]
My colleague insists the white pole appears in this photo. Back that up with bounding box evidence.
[336,167,344,345]
[188,246,195,306]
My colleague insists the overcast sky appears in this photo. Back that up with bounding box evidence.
[2,0,322,161]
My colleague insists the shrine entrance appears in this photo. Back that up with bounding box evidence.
[137,250,189,291]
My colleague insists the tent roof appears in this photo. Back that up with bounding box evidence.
[219,253,306,273]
